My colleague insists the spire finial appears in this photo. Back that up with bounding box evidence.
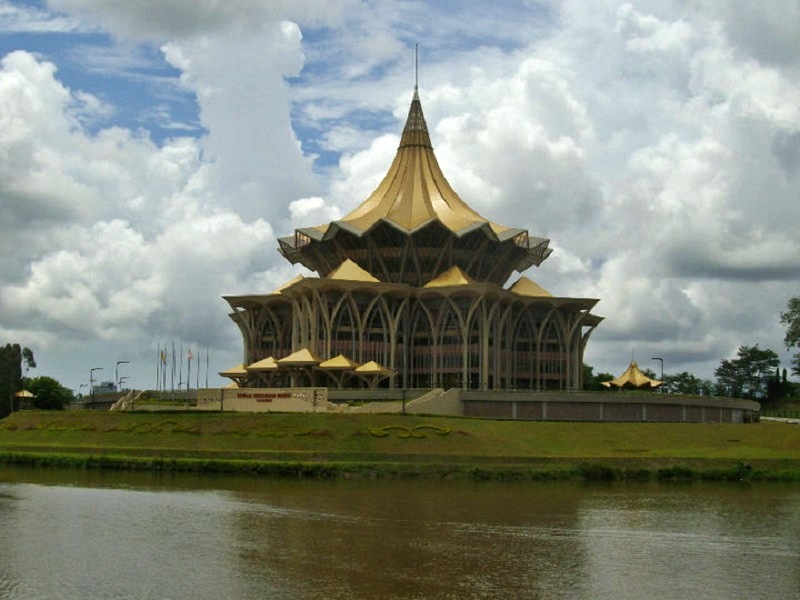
[414,43,419,93]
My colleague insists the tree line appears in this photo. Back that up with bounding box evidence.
[0,344,74,417]
[585,295,800,403]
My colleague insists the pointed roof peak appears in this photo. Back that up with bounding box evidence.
[327,258,380,282]
[424,265,476,288]
[270,274,304,295]
[510,276,553,297]
[400,88,432,149]
[277,348,323,366]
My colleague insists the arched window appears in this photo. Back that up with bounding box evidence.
[466,314,481,389]
[331,299,358,360]
[511,314,537,390]
[438,304,464,389]
[363,303,389,365]
[409,307,434,388]
[258,310,281,359]
[540,318,564,390]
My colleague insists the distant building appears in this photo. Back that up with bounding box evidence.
[225,88,602,390]
[92,381,116,394]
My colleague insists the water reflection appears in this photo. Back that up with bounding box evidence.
[0,467,798,599]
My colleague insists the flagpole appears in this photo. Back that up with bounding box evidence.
[162,343,167,393]
[156,343,160,391]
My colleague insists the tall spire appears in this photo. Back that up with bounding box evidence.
[401,45,431,149]
[415,43,419,93]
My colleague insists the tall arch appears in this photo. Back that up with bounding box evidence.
[540,315,565,389]
[437,300,465,389]
[466,311,482,389]
[409,305,434,388]
[257,306,289,360]
[510,312,537,390]
[363,301,390,365]
[330,296,359,360]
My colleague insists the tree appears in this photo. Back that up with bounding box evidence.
[0,344,36,417]
[714,344,780,399]
[26,376,74,410]
[780,296,800,377]
[662,371,703,395]
[699,379,715,396]
[582,364,615,391]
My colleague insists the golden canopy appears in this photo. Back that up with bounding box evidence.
[602,361,663,389]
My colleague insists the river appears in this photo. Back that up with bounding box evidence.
[1,467,798,599]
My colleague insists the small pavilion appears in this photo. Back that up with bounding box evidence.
[602,361,663,389]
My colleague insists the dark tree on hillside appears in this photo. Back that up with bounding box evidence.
[26,376,74,410]
[0,344,36,417]
[714,344,780,399]
[781,296,800,377]
[662,371,703,395]
[582,364,615,390]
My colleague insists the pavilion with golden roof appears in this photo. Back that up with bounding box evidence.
[224,87,603,391]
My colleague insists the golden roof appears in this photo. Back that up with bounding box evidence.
[270,274,304,295]
[298,89,526,242]
[318,354,360,370]
[326,259,380,283]
[509,276,552,297]
[424,266,477,288]
[354,360,393,375]
[219,364,248,378]
[277,348,323,366]
[246,356,279,371]
[602,361,663,389]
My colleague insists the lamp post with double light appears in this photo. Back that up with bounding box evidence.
[90,367,103,401]
[115,361,130,392]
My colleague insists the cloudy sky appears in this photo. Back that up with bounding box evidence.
[1,0,799,393]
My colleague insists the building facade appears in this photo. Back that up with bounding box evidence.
[225,88,602,390]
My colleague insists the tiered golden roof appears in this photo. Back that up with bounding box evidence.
[327,89,513,237]
[278,87,552,285]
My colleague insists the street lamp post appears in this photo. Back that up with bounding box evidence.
[118,376,130,390]
[90,367,103,401]
[651,357,664,392]
[115,361,130,391]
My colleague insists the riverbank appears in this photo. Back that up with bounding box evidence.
[1,411,799,481]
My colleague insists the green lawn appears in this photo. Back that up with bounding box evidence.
[1,411,799,479]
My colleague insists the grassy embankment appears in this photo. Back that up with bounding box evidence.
[1,411,799,481]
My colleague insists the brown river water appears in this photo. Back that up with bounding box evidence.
[0,467,798,599]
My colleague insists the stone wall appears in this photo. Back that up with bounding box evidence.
[460,391,759,423]
[193,387,759,423]
[196,387,332,412]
